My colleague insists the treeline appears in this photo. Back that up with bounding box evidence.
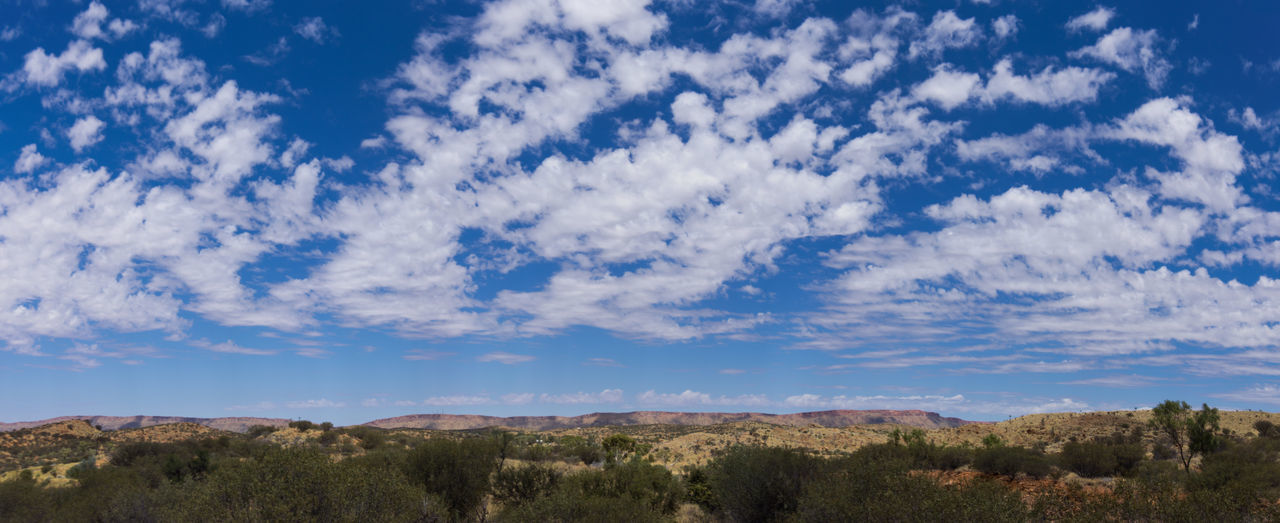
[3,401,1280,521]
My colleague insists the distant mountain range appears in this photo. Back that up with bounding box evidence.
[0,410,975,433]
[0,415,288,433]
[363,410,975,431]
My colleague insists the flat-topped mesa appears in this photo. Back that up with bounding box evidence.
[0,415,289,433]
[2,409,979,434]
[363,409,977,431]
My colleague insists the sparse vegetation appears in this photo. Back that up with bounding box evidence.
[4,400,1280,521]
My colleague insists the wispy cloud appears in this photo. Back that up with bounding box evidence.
[404,349,456,361]
[477,352,535,365]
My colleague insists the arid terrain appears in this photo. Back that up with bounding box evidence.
[6,407,1280,521]
[5,408,1279,478]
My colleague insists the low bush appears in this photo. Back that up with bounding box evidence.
[1059,440,1144,478]
[973,445,1051,478]
[403,438,499,520]
[493,463,561,507]
[707,445,826,522]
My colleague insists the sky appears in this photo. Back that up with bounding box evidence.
[0,0,1278,425]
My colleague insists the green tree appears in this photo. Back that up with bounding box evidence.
[602,434,637,465]
[1150,400,1221,473]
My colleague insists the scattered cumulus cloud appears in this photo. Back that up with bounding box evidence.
[1070,27,1170,89]
[992,15,1018,39]
[22,40,106,86]
[909,10,980,59]
[286,398,345,408]
[2,1,1279,418]
[294,17,338,44]
[1066,7,1115,33]
[67,116,106,152]
[14,144,47,173]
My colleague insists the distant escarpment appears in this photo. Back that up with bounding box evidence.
[364,410,976,431]
[0,415,288,433]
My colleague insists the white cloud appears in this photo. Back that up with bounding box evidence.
[909,10,980,59]
[783,393,964,410]
[584,357,623,367]
[14,144,47,174]
[244,37,289,66]
[477,351,535,364]
[294,17,337,44]
[71,2,109,39]
[1230,107,1275,133]
[980,58,1114,106]
[422,395,493,406]
[1065,7,1115,33]
[286,398,345,408]
[68,115,106,152]
[1106,97,1244,210]
[403,349,456,361]
[226,401,276,411]
[1060,375,1161,387]
[637,389,771,407]
[992,15,1018,39]
[912,65,980,110]
[1213,384,1280,405]
[359,135,388,149]
[222,0,271,13]
[540,389,624,404]
[1071,27,1170,89]
[197,340,277,356]
[502,393,535,405]
[202,14,226,38]
[752,0,798,18]
[955,123,1094,173]
[22,40,106,87]
[71,2,137,41]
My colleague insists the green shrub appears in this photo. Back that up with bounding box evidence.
[1192,438,1280,502]
[493,463,561,507]
[1058,439,1143,478]
[162,447,430,522]
[497,460,680,522]
[495,490,667,523]
[341,426,387,450]
[246,425,279,438]
[683,465,716,510]
[973,445,1051,478]
[708,445,826,522]
[403,438,499,520]
[794,465,1027,522]
[288,420,315,432]
[317,430,339,446]
[0,473,54,521]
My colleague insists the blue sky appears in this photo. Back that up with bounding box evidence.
[1,0,1279,425]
